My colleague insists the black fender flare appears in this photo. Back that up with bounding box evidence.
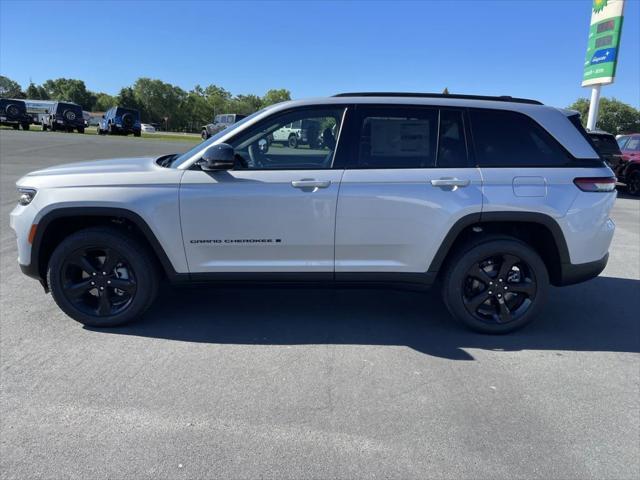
[26,207,179,284]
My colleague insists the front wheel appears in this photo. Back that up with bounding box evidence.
[201,130,208,141]
[22,123,30,131]
[626,171,640,196]
[442,237,549,334]
[77,127,85,134]
[47,227,160,327]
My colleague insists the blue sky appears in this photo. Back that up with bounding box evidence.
[1,0,638,108]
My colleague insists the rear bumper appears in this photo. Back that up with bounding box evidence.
[558,253,608,286]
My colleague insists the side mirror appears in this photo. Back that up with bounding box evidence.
[199,143,235,171]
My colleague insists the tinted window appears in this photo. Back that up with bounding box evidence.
[437,110,468,167]
[470,109,571,166]
[356,108,438,168]
[589,134,621,155]
[229,107,345,170]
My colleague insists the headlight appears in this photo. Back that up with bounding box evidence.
[18,188,37,206]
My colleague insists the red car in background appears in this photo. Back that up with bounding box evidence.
[615,134,640,196]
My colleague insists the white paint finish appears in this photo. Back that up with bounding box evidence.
[179,169,343,272]
[586,85,602,131]
[335,168,483,272]
[512,176,547,197]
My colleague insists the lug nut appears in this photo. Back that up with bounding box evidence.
[92,272,96,276]
[504,286,508,290]
[90,281,95,286]
[488,291,493,295]
[107,280,111,284]
[497,294,502,298]
[99,287,104,291]
[102,272,106,276]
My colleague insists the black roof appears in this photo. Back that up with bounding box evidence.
[332,92,543,105]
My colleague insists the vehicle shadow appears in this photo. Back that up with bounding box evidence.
[90,276,640,360]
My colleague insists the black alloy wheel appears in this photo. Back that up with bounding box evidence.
[462,253,536,325]
[60,246,137,317]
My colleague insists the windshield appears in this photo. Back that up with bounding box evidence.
[171,108,266,168]
[589,134,621,155]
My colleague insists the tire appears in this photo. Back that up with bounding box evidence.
[441,236,549,334]
[134,131,141,137]
[108,123,114,135]
[77,127,85,134]
[96,126,101,135]
[47,227,160,327]
[22,123,30,131]
[11,124,19,130]
[288,134,298,148]
[201,130,208,141]
[626,170,640,196]
[42,124,48,131]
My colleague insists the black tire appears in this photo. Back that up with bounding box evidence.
[11,124,19,130]
[96,126,101,135]
[77,127,85,134]
[626,170,640,196]
[50,122,57,132]
[134,131,141,137]
[201,130,208,141]
[42,124,48,131]
[47,227,160,327]
[22,123,30,131]
[288,134,298,148]
[108,123,114,135]
[441,236,549,334]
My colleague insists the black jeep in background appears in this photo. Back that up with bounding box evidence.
[42,101,85,133]
[0,98,32,130]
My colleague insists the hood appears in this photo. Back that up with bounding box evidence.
[25,157,158,177]
[16,156,184,190]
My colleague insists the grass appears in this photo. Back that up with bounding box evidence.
[0,124,201,143]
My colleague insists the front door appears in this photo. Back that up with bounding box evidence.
[180,106,347,275]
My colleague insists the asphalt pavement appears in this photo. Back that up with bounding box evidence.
[1,129,639,479]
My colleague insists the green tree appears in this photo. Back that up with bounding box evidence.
[262,88,291,106]
[93,93,116,111]
[568,97,640,134]
[231,94,263,115]
[25,82,49,100]
[42,78,95,109]
[0,75,24,98]
[442,87,450,95]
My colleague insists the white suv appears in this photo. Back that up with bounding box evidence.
[10,93,616,333]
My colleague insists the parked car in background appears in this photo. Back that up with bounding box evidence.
[587,130,623,170]
[201,113,246,140]
[271,118,322,148]
[42,101,85,133]
[98,107,141,136]
[0,98,32,130]
[141,123,156,133]
[614,134,640,195]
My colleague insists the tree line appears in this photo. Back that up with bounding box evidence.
[0,75,290,132]
[2,74,639,134]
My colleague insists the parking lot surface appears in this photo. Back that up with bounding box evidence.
[1,130,639,479]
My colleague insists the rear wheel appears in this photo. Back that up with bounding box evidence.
[442,237,549,333]
[77,127,85,134]
[11,124,19,130]
[42,124,48,131]
[134,131,141,137]
[288,134,298,148]
[201,130,208,141]
[47,227,160,327]
[22,123,30,130]
[626,171,640,196]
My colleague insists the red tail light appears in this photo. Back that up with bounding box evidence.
[573,177,617,192]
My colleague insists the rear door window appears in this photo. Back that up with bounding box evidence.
[354,107,438,168]
[470,109,572,167]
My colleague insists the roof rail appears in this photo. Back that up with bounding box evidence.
[332,92,543,105]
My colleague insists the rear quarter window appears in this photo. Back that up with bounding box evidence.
[470,109,572,167]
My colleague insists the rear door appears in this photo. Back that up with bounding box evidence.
[335,105,483,278]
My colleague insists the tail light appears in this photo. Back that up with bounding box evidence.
[573,177,617,192]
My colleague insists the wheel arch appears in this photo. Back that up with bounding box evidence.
[29,207,179,289]
[428,212,571,286]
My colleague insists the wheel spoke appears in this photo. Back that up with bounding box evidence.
[97,290,112,316]
[497,254,519,280]
[65,279,93,298]
[68,253,97,276]
[101,248,121,273]
[468,264,493,285]
[497,300,513,323]
[109,278,136,294]
[508,281,535,297]
[465,290,491,311]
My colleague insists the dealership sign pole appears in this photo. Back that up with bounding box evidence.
[582,0,625,130]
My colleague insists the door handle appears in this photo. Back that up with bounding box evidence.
[430,178,470,188]
[291,179,331,189]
